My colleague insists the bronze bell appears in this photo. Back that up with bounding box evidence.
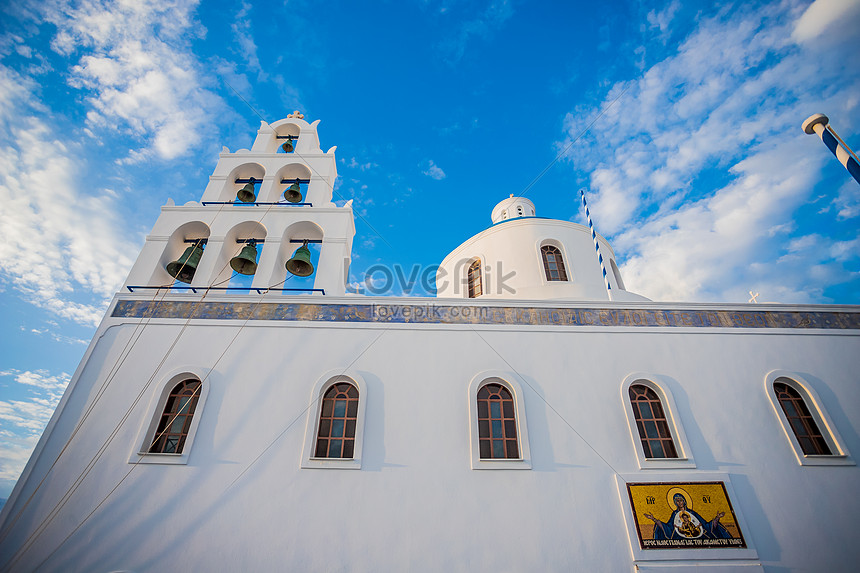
[166,242,205,284]
[284,179,303,203]
[281,137,294,153]
[286,240,314,277]
[236,177,257,203]
[230,240,258,275]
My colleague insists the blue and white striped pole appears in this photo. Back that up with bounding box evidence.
[580,188,611,292]
[803,114,860,186]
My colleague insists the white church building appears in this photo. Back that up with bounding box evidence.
[1,116,858,572]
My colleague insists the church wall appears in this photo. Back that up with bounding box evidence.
[2,297,858,572]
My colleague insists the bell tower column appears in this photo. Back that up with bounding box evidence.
[192,238,224,288]
[314,238,350,296]
[251,238,283,292]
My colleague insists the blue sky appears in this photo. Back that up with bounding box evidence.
[0,0,858,498]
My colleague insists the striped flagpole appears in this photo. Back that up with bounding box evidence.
[580,188,611,292]
[803,114,860,186]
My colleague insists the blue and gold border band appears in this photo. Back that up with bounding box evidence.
[111,300,860,330]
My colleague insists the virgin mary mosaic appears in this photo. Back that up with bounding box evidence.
[626,482,747,549]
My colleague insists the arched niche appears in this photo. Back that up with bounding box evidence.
[220,162,266,202]
[209,221,268,288]
[266,220,325,292]
[609,258,626,290]
[264,163,313,203]
[150,221,211,286]
[270,122,302,154]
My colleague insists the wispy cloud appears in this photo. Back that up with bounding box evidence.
[0,369,70,491]
[438,0,515,64]
[0,65,137,325]
[422,159,447,180]
[343,157,377,171]
[561,1,860,303]
[43,0,225,162]
[231,2,263,78]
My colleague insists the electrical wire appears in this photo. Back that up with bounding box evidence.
[224,326,389,490]
[516,84,630,199]
[26,275,296,572]
[0,214,232,546]
[222,80,396,252]
[2,182,303,568]
[467,326,626,481]
[8,80,632,568]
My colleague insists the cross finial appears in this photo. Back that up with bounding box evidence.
[748,291,760,303]
[287,110,304,119]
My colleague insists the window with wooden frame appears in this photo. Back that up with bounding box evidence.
[315,382,359,458]
[628,384,678,459]
[149,379,202,454]
[773,381,831,455]
[467,259,482,298]
[477,383,519,459]
[541,245,568,281]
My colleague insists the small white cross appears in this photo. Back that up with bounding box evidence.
[287,110,304,119]
[748,291,760,303]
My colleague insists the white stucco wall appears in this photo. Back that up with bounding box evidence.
[1,295,858,572]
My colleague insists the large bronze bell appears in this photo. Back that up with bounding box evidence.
[229,240,258,275]
[281,137,294,153]
[166,242,204,284]
[284,180,303,203]
[236,177,257,203]
[286,240,314,277]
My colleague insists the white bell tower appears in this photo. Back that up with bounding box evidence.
[122,112,355,296]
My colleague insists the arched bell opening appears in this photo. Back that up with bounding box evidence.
[268,221,324,294]
[210,221,268,292]
[272,122,301,154]
[221,163,266,203]
[151,221,211,288]
[267,163,312,204]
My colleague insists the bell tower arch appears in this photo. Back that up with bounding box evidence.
[123,113,354,296]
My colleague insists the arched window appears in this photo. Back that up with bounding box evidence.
[541,245,568,281]
[315,382,359,458]
[149,379,202,454]
[477,384,519,459]
[628,384,678,458]
[467,259,482,298]
[517,206,523,216]
[773,381,831,455]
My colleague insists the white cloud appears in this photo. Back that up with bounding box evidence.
[792,0,860,43]
[43,0,224,161]
[345,157,377,171]
[0,65,137,325]
[0,369,70,495]
[646,0,681,36]
[833,178,860,219]
[232,2,263,78]
[561,1,860,303]
[422,159,447,180]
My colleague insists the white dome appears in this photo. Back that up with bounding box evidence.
[491,195,536,223]
[437,199,649,302]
